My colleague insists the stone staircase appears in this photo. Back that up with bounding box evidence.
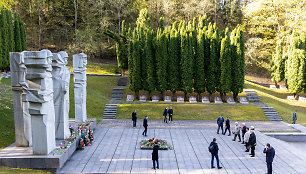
[261,106,282,121]
[103,104,118,119]
[244,90,260,102]
[103,77,127,119]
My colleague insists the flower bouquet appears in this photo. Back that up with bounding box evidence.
[140,138,173,150]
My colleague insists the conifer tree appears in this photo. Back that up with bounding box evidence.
[155,29,167,92]
[271,37,285,85]
[0,10,9,69]
[145,30,156,91]
[14,13,22,52]
[168,27,180,92]
[128,32,134,91]
[194,29,205,93]
[7,10,14,53]
[180,28,193,93]
[19,15,26,51]
[206,31,217,95]
[219,34,231,98]
[132,30,141,92]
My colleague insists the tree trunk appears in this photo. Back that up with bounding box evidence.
[233,92,238,102]
[74,0,78,38]
[38,2,42,50]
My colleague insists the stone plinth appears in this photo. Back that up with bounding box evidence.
[24,50,56,155]
[10,52,32,147]
[52,51,70,139]
[73,53,87,123]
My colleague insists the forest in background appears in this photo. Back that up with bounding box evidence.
[2,0,306,76]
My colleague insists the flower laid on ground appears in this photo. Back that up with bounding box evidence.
[51,120,95,155]
[141,138,173,150]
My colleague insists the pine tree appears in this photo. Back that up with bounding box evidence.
[6,10,14,54]
[128,33,134,91]
[14,13,22,52]
[145,30,156,91]
[206,31,217,95]
[132,30,141,92]
[168,27,180,92]
[219,34,231,98]
[271,37,285,85]
[0,10,9,69]
[156,29,167,92]
[194,28,205,93]
[180,28,193,93]
[0,26,2,70]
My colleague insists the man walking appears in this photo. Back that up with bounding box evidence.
[132,110,137,127]
[217,115,224,134]
[143,116,148,136]
[233,122,241,142]
[209,138,222,169]
[241,123,247,144]
[249,130,256,157]
[223,116,231,136]
[152,141,159,169]
[168,106,173,122]
[263,143,275,174]
[163,107,168,123]
[292,110,297,124]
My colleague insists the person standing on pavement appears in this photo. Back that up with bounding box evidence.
[168,106,173,123]
[152,141,159,170]
[223,116,231,136]
[232,122,241,142]
[292,110,297,124]
[209,138,222,169]
[249,130,256,157]
[241,123,247,144]
[132,110,137,127]
[143,116,148,136]
[244,127,251,152]
[216,115,224,134]
[263,143,275,174]
[163,107,168,123]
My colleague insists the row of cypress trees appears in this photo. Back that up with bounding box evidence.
[271,32,306,97]
[126,9,245,100]
[0,9,26,70]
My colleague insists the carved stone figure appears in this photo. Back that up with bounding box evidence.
[52,51,70,139]
[24,50,56,155]
[10,52,32,147]
[73,53,87,122]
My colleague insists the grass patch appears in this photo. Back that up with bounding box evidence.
[116,103,267,121]
[68,62,120,75]
[69,76,118,123]
[244,80,306,126]
[0,166,50,173]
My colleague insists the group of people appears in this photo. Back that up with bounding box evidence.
[213,115,275,174]
[163,106,174,123]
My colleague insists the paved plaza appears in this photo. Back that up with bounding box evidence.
[58,120,306,173]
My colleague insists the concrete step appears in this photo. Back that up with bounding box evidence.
[105,104,118,106]
[104,111,117,114]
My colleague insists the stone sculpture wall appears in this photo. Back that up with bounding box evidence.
[10,52,32,147]
[73,53,87,123]
[52,51,70,139]
[24,50,56,155]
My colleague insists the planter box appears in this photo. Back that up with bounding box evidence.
[177,96,184,102]
[152,95,159,102]
[164,96,172,102]
[239,97,249,104]
[227,97,236,104]
[189,96,197,103]
[215,97,223,103]
[127,95,134,102]
[202,96,210,103]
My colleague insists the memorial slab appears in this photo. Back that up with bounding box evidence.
[164,96,171,102]
[151,95,159,102]
[214,97,223,103]
[201,96,210,103]
[127,95,135,102]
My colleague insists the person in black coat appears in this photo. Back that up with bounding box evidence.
[152,141,159,169]
[223,116,231,136]
[263,143,275,174]
[241,123,247,144]
[132,110,137,127]
[163,107,168,123]
[248,130,256,157]
[168,106,173,122]
[143,116,148,136]
[209,138,222,169]
[216,115,224,134]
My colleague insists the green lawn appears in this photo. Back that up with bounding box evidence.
[116,103,267,121]
[68,62,120,75]
[244,80,306,126]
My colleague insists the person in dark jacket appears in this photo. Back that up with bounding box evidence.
[241,123,247,144]
[292,110,297,124]
[163,107,168,123]
[152,141,159,169]
[217,115,224,134]
[168,106,173,122]
[223,117,231,136]
[248,130,256,157]
[209,138,222,169]
[263,143,275,174]
[132,110,137,127]
[143,116,148,136]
